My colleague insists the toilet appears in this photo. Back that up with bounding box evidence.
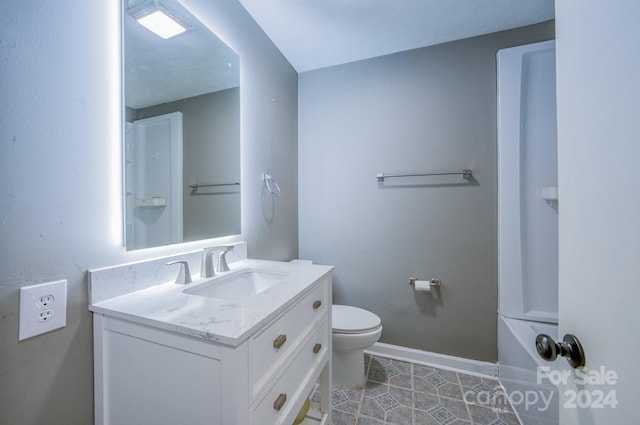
[332,304,382,388]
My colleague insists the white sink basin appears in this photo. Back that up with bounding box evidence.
[184,269,290,301]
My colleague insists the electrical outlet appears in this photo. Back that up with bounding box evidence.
[37,309,54,322]
[19,280,67,341]
[38,295,55,308]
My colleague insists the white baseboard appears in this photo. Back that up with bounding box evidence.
[365,342,498,378]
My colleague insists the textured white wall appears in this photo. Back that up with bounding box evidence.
[0,0,298,423]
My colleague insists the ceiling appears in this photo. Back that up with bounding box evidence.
[237,0,555,72]
[124,0,554,109]
[125,0,240,109]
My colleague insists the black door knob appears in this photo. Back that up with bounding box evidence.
[535,333,586,369]
[535,334,559,361]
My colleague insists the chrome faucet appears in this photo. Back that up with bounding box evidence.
[201,245,234,278]
[166,260,192,284]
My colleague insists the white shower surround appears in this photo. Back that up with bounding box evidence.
[497,40,561,425]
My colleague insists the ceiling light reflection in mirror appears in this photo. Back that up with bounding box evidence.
[124,0,241,251]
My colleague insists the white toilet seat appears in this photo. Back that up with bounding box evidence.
[332,305,381,334]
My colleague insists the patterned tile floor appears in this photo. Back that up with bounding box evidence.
[312,354,521,425]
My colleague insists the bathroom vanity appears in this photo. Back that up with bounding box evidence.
[89,258,333,425]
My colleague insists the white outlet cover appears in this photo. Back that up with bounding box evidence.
[19,279,67,341]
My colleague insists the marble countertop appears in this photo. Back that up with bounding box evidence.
[89,259,333,347]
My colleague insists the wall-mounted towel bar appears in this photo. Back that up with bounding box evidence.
[189,182,240,193]
[376,169,472,182]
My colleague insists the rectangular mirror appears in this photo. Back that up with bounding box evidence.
[123,0,240,250]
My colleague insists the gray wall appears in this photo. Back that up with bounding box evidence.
[136,89,242,241]
[0,0,297,424]
[299,21,554,362]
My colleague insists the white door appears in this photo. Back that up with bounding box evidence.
[556,1,640,423]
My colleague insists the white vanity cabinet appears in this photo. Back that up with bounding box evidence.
[90,262,332,425]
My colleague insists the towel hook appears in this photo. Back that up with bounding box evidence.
[262,174,281,197]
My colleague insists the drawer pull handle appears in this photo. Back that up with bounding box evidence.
[313,343,322,354]
[273,334,287,349]
[312,300,322,310]
[273,393,287,411]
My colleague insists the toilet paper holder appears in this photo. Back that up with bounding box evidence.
[409,277,441,288]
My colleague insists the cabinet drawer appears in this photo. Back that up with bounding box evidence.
[249,278,328,399]
[251,318,329,425]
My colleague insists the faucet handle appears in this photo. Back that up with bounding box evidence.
[167,260,192,284]
[201,245,235,277]
[216,245,234,272]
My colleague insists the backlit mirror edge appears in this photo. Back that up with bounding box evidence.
[120,0,243,252]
